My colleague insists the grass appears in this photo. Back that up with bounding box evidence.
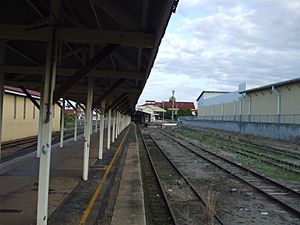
[202,188,217,225]
[165,127,300,185]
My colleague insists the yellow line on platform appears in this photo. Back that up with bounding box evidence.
[79,125,131,224]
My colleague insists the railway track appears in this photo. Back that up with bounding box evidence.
[137,128,177,225]
[139,127,224,225]
[181,126,300,161]
[175,127,300,174]
[157,128,300,218]
[1,127,85,161]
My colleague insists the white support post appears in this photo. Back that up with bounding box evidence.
[112,110,116,143]
[36,27,59,225]
[115,111,118,137]
[121,114,124,132]
[90,111,93,135]
[95,112,98,133]
[0,42,5,161]
[98,100,105,159]
[107,109,112,149]
[116,111,120,136]
[120,113,122,133]
[37,90,44,158]
[59,98,65,148]
[74,101,78,141]
[83,77,94,181]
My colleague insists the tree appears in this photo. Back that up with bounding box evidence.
[169,96,176,103]
[66,112,76,122]
[164,109,172,119]
[177,107,192,117]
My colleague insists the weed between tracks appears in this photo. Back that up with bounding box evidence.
[202,188,217,225]
[166,127,300,185]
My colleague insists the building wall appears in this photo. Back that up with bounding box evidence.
[2,93,61,142]
[198,81,300,118]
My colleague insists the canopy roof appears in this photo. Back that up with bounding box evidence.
[0,0,179,114]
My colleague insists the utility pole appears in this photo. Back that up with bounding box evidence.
[171,90,175,122]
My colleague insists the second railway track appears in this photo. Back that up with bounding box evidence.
[139,126,224,225]
[147,127,300,225]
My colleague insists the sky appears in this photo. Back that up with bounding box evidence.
[138,0,300,107]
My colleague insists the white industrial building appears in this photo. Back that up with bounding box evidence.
[196,79,300,124]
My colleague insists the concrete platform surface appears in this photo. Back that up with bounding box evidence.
[110,125,146,225]
[0,133,99,225]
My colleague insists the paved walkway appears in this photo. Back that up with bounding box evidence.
[0,133,99,225]
[110,125,146,225]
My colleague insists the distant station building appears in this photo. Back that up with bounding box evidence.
[196,78,300,124]
[136,104,166,122]
[143,100,197,116]
[2,86,61,142]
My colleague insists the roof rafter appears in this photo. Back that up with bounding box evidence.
[93,78,126,108]
[92,0,139,30]
[53,44,119,103]
[0,24,154,48]
[1,65,144,80]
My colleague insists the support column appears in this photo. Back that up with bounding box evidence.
[119,112,122,133]
[36,28,59,225]
[98,100,105,159]
[107,109,112,149]
[59,98,65,148]
[112,110,116,143]
[37,90,44,158]
[116,111,120,136]
[74,101,78,141]
[83,77,94,181]
[95,112,98,133]
[0,42,5,161]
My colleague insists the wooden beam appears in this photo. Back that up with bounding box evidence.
[93,78,126,108]
[79,103,85,111]
[105,93,127,113]
[0,65,144,80]
[6,44,41,65]
[19,85,40,109]
[53,44,119,103]
[0,24,154,48]
[93,0,138,30]
[66,99,76,111]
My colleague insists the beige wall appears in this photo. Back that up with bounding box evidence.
[2,93,61,142]
[198,81,300,122]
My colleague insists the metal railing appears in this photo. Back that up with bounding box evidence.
[179,114,300,125]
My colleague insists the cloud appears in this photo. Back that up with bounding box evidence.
[138,0,300,105]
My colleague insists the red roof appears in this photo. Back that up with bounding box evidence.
[143,101,195,110]
[4,85,41,97]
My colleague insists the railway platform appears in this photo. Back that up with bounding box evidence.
[0,124,145,225]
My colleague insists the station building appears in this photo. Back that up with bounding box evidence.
[2,86,61,142]
[143,100,196,115]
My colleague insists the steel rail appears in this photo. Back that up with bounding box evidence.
[138,126,179,225]
[140,126,225,225]
[181,126,300,160]
[159,128,300,218]
[179,126,300,173]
